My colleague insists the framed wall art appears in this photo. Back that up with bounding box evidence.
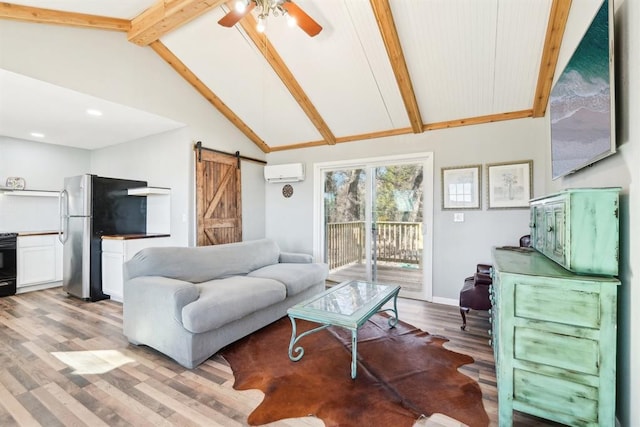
[487,160,533,209]
[441,165,481,210]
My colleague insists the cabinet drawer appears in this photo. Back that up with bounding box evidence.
[101,239,124,253]
[514,369,597,424]
[514,326,599,375]
[18,234,56,247]
[514,282,600,328]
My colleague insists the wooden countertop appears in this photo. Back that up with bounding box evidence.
[14,231,170,240]
[101,234,171,240]
[17,231,59,236]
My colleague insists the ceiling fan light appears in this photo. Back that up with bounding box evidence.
[286,14,296,28]
[235,0,247,13]
[257,16,266,32]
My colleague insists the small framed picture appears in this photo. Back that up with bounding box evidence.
[441,165,481,210]
[487,160,533,209]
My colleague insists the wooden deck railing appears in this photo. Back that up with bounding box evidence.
[326,221,422,270]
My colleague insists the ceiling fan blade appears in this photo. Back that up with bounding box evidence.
[218,2,256,27]
[282,1,322,37]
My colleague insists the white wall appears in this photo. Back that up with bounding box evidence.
[241,160,267,241]
[90,129,192,245]
[265,117,548,301]
[0,20,268,243]
[90,131,266,245]
[546,1,638,424]
[0,136,90,232]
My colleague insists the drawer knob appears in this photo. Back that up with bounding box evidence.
[487,329,492,336]
[547,226,553,232]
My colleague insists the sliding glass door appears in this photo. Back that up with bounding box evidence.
[316,154,433,301]
[323,167,367,283]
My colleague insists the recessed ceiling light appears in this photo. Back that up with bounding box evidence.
[30,132,45,138]
[86,109,103,116]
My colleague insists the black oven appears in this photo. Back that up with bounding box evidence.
[0,233,17,297]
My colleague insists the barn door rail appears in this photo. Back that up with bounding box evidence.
[195,141,267,168]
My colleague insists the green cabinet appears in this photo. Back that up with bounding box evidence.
[492,187,621,426]
[529,188,620,276]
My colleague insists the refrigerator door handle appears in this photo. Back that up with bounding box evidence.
[59,189,68,244]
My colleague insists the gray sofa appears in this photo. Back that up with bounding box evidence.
[123,238,328,368]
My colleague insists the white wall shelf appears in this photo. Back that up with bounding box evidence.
[127,187,171,196]
[2,189,59,197]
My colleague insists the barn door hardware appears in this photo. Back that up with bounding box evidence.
[194,141,266,167]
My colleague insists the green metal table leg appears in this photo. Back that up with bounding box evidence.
[376,288,400,328]
[288,315,330,362]
[288,316,301,361]
[388,290,399,327]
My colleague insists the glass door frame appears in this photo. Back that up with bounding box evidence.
[313,152,434,301]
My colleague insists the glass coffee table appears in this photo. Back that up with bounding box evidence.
[287,280,400,379]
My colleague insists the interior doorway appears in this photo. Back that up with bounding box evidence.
[314,153,433,301]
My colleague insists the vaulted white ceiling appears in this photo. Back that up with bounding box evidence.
[0,0,604,152]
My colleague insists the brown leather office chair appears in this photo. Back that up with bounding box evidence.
[459,264,492,330]
[519,234,531,248]
[459,235,531,330]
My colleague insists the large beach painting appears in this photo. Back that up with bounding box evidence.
[550,0,615,180]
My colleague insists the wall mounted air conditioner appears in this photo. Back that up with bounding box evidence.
[264,163,305,183]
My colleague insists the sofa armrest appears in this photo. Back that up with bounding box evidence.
[279,252,313,263]
[124,276,199,327]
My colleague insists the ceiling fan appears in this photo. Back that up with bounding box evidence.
[218,0,323,37]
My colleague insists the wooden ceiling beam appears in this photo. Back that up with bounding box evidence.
[271,110,534,152]
[532,0,572,117]
[0,2,130,31]
[237,12,337,146]
[128,0,226,46]
[424,110,534,131]
[369,0,423,134]
[150,40,271,153]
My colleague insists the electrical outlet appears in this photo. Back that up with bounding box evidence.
[453,212,464,222]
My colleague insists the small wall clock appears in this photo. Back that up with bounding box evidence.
[282,184,294,198]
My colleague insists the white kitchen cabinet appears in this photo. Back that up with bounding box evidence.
[55,237,63,281]
[102,236,172,302]
[17,234,62,290]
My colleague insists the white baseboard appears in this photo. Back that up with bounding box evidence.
[432,296,458,306]
[16,281,61,294]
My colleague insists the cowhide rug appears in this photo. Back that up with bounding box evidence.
[220,314,489,427]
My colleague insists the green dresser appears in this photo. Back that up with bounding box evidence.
[491,188,620,426]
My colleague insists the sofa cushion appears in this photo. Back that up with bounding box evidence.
[248,263,329,297]
[125,239,281,283]
[181,276,286,334]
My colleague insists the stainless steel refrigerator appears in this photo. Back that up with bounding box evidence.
[59,174,147,301]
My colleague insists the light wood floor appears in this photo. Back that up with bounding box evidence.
[0,287,559,427]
